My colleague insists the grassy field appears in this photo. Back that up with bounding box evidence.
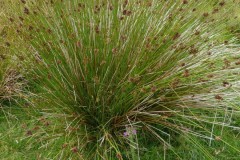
[1,0,240,159]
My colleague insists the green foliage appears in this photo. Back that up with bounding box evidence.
[1,0,240,159]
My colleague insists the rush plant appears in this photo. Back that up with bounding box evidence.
[0,57,25,106]
[3,0,240,159]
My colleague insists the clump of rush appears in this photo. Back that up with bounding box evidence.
[3,0,240,159]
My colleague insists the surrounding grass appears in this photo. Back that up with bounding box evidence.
[1,0,240,159]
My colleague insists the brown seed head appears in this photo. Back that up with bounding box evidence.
[235,61,240,65]
[183,69,190,77]
[112,48,118,54]
[203,12,209,17]
[215,95,223,100]
[123,10,132,16]
[215,136,221,141]
[95,26,100,33]
[172,32,180,40]
[116,152,123,160]
[26,130,33,136]
[24,7,30,14]
[9,18,14,22]
[151,86,157,92]
[223,81,230,87]
[62,143,68,148]
[71,146,78,153]
[76,41,81,48]
[212,8,219,14]
[182,0,188,4]
[219,1,225,7]
[21,0,26,4]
